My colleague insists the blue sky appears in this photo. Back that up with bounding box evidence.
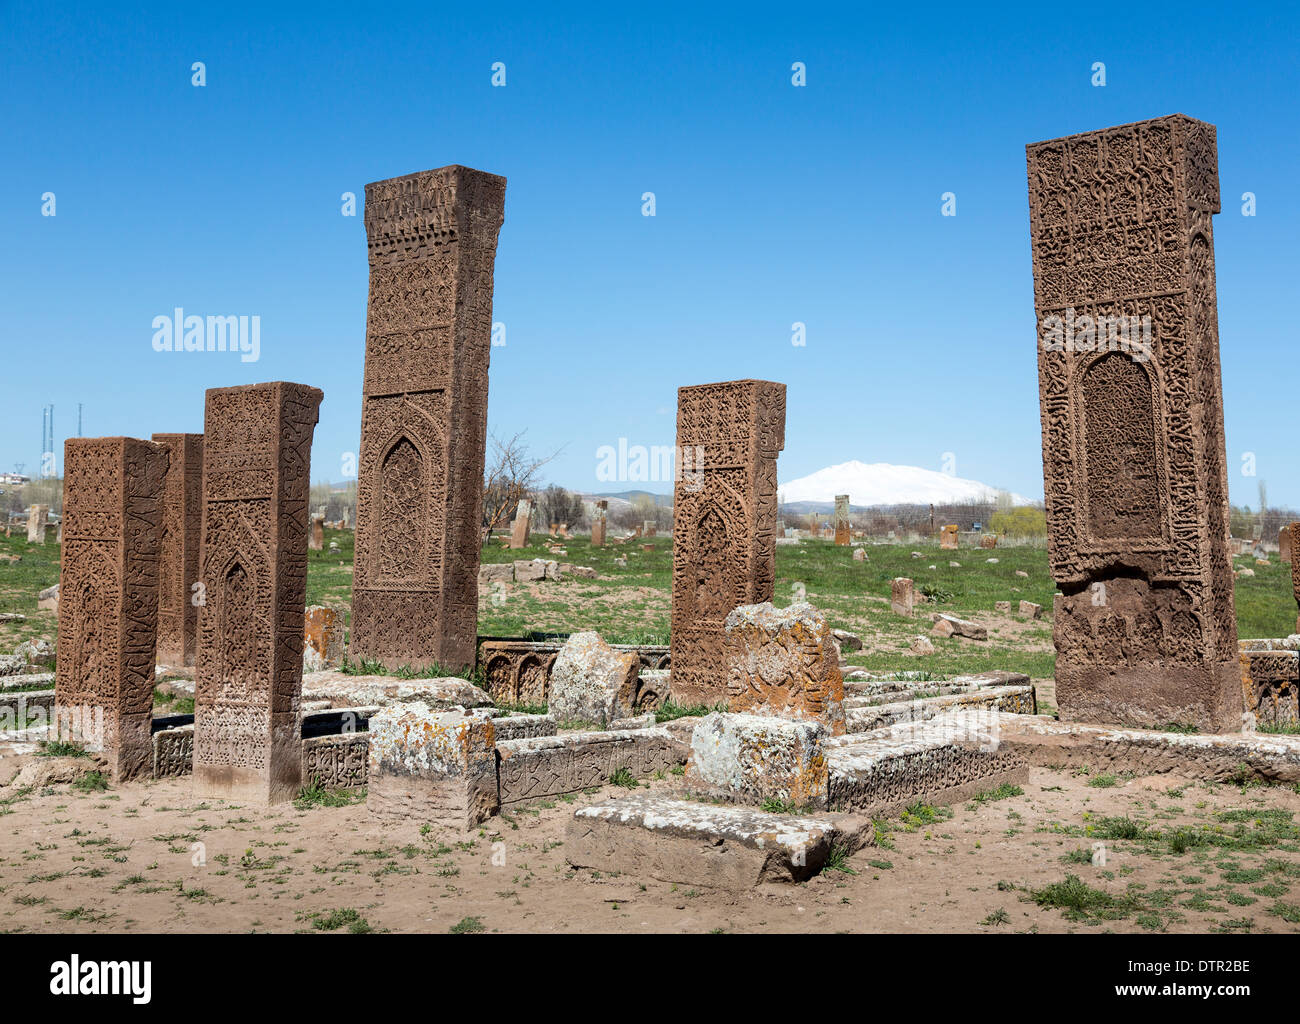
[3,1,1297,506]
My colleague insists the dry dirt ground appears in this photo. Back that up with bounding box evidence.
[2,751,1299,934]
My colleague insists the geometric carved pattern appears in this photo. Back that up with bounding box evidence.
[1027,115,1239,731]
[670,380,786,706]
[54,437,169,781]
[152,432,203,667]
[351,165,507,671]
[194,382,322,803]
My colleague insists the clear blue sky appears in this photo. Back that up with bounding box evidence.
[3,1,1297,506]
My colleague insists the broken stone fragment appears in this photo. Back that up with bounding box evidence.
[1019,600,1043,619]
[931,613,987,641]
[548,631,639,726]
[723,602,845,734]
[910,635,936,655]
[478,562,514,585]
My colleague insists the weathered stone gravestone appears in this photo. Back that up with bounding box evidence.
[891,577,915,616]
[833,495,850,545]
[1281,525,1292,565]
[26,504,47,544]
[1028,114,1239,731]
[810,514,820,538]
[151,433,203,667]
[671,379,785,706]
[1291,522,1300,630]
[590,499,607,547]
[509,498,532,548]
[939,525,959,549]
[350,165,506,673]
[193,382,323,803]
[54,438,169,780]
[723,602,845,735]
[643,520,657,538]
[308,513,325,551]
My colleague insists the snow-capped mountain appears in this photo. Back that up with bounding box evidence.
[777,460,1033,507]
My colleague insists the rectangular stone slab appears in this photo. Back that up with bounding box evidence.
[845,684,1037,733]
[567,794,844,887]
[495,728,685,808]
[994,713,1300,784]
[826,719,1029,817]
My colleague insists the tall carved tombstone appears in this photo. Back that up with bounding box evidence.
[151,433,203,667]
[671,380,786,706]
[54,438,168,780]
[833,495,850,545]
[194,382,322,803]
[26,504,47,544]
[590,499,607,547]
[509,498,532,549]
[1290,521,1300,631]
[1027,114,1239,732]
[351,166,506,672]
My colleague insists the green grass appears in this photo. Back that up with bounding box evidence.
[449,915,485,934]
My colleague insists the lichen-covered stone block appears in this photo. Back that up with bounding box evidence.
[826,719,1028,816]
[723,602,845,735]
[367,704,498,827]
[567,794,843,887]
[496,728,685,808]
[548,631,638,726]
[303,605,345,672]
[683,712,829,808]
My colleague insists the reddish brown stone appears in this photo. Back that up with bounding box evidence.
[350,166,506,673]
[309,513,325,551]
[1291,521,1300,627]
[671,379,785,706]
[590,499,607,547]
[194,382,323,803]
[509,498,532,548]
[1028,115,1239,732]
[890,577,915,616]
[151,433,203,667]
[939,525,958,549]
[55,437,169,781]
[1282,524,1292,565]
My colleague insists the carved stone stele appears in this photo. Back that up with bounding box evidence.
[194,382,323,803]
[55,437,169,781]
[1027,115,1239,731]
[152,433,203,667]
[833,495,850,546]
[350,165,506,672]
[670,379,785,706]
